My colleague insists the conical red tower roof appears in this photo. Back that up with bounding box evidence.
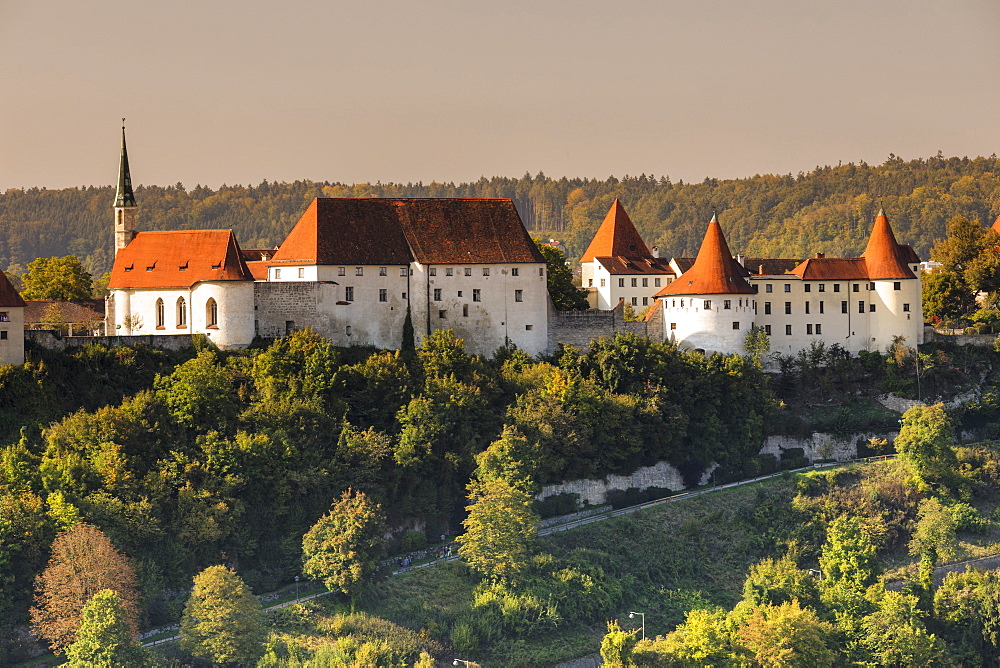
[861,209,913,280]
[656,215,753,295]
[580,199,651,263]
[991,215,1000,234]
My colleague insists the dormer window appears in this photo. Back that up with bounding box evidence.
[146,262,156,271]
[212,263,221,270]
[179,261,189,271]
[124,264,134,272]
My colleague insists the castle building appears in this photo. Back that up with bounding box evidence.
[655,210,924,355]
[105,130,549,356]
[0,272,25,365]
[580,200,673,310]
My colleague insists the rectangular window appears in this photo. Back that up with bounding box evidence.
[670,322,677,330]
[379,267,387,276]
[870,304,876,312]
[807,324,813,335]
[345,287,354,301]
[514,290,522,302]
[298,267,305,278]
[483,268,490,276]
[842,301,848,313]
[642,297,648,306]
[511,267,520,276]
[859,301,865,313]
[379,289,387,302]
[400,268,408,276]
[463,304,469,317]
[526,324,533,330]
[785,302,791,314]
[869,282,875,290]
[439,310,446,318]
[473,289,481,302]
[819,284,825,292]
[600,279,606,287]
[464,268,472,276]
[346,325,352,336]
[0,312,7,322]
[631,278,638,287]
[338,267,346,276]
[402,292,407,299]
[654,278,661,287]
[766,284,773,293]
[632,297,639,306]
[0,331,6,340]
[539,268,543,276]
[804,284,811,292]
[784,284,791,292]
[903,303,910,312]
[894,281,901,290]
[429,268,437,276]
[457,291,463,297]
[588,279,593,287]
[619,278,625,287]
[433,289,442,301]
[785,324,792,335]
[805,302,810,315]
[853,284,859,292]
[274,268,281,279]
[819,301,824,314]
[816,324,822,335]
[733,321,740,330]
[764,325,771,335]
[446,268,454,276]
[724,300,732,310]
[704,300,712,310]
[764,302,771,314]
[356,267,363,276]
[834,284,840,292]
[642,278,648,287]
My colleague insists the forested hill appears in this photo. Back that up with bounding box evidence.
[2,154,999,276]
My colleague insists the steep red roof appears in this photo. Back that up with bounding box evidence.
[992,215,1000,234]
[270,198,542,266]
[656,217,754,296]
[861,210,914,279]
[580,200,651,263]
[109,230,252,289]
[0,271,25,307]
[594,256,674,275]
[789,258,869,280]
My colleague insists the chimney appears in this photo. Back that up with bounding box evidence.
[736,253,746,266]
[650,245,660,258]
[758,264,765,275]
[815,252,825,259]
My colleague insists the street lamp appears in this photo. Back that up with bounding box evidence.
[808,569,823,580]
[294,575,300,602]
[453,660,471,666]
[628,611,645,641]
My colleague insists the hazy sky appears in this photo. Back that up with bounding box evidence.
[2,0,998,190]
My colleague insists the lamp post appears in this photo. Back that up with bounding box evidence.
[628,611,645,641]
[453,660,471,666]
[294,575,299,602]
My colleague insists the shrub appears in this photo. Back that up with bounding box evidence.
[948,502,988,534]
[534,493,580,519]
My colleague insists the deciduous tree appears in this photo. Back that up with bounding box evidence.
[64,589,149,667]
[180,565,266,666]
[456,476,538,585]
[20,256,93,300]
[534,240,588,311]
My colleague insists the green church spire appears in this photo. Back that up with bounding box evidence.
[114,119,136,208]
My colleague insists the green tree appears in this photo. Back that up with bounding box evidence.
[740,554,821,611]
[858,589,943,666]
[154,349,240,434]
[736,600,836,667]
[818,516,880,591]
[743,326,770,367]
[894,403,960,489]
[64,589,149,667]
[456,476,538,585]
[31,523,140,653]
[20,256,94,300]
[534,240,588,310]
[600,620,638,668]
[180,565,266,666]
[659,607,736,666]
[922,270,976,322]
[302,489,387,606]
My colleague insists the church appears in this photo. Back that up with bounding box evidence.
[106,128,550,356]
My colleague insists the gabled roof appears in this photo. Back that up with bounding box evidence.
[109,230,252,289]
[269,198,543,266]
[789,257,869,280]
[656,216,754,296]
[0,271,25,308]
[745,258,802,275]
[114,125,136,208]
[25,299,104,325]
[593,256,674,275]
[580,200,652,263]
[861,209,914,279]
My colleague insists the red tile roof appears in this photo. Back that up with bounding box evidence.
[581,200,652,263]
[594,256,674,275]
[789,257,870,280]
[0,271,25,307]
[860,210,915,279]
[656,218,754,296]
[745,258,802,275]
[25,299,104,326]
[109,230,253,289]
[270,198,542,266]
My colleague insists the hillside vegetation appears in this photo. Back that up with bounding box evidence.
[2,154,999,276]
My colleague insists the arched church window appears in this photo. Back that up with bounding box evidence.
[155,298,165,329]
[176,297,187,328]
[206,298,218,327]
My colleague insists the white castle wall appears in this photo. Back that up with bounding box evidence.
[0,306,24,365]
[661,294,757,354]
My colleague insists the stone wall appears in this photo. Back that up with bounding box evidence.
[759,432,896,462]
[26,330,196,351]
[876,389,980,413]
[547,300,648,352]
[537,460,711,507]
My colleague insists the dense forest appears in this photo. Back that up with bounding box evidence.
[2,154,999,277]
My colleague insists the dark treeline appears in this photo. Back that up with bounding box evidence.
[3,153,999,276]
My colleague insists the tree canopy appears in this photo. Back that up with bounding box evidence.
[20,256,93,300]
[180,565,266,666]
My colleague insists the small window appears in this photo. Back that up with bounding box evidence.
[483,268,490,276]
[588,279,593,287]
[903,303,910,312]
[514,290,522,302]
[600,279,606,287]
[0,312,7,322]
[834,284,841,292]
[818,284,825,292]
[463,304,469,317]
[379,267,387,276]
[632,297,638,306]
[155,299,165,328]
[511,268,519,276]
[457,291,463,297]
[642,278,648,287]
[619,278,625,287]
[733,321,740,330]
[124,265,133,272]
[764,325,771,335]
[206,298,218,327]
[681,299,685,307]
[724,300,731,310]
[526,324,533,330]
[464,268,472,276]
[538,268,543,276]
[338,267,346,276]
[764,302,771,314]
[784,284,791,292]
[438,310,446,318]
[346,325,352,336]
[807,324,813,335]
[345,287,354,301]
[670,322,677,330]
[805,302,810,315]
[0,331,6,340]
[804,284,811,293]
[765,284,773,293]
[379,289,387,302]
[785,324,792,335]
[819,301,824,314]
[356,267,363,276]
[400,267,408,276]
[858,301,865,314]
[446,268,454,276]
[631,278,638,287]
[816,324,822,335]
[853,284,859,292]
[842,301,848,313]
[176,297,187,328]
[433,289,442,301]
[893,281,901,290]
[869,304,876,312]
[642,297,648,306]
[429,268,437,276]
[298,268,305,278]
[704,300,711,310]
[274,268,281,279]
[402,292,407,299]
[785,302,791,314]
[869,282,875,290]
[473,289,482,302]
[654,278,661,287]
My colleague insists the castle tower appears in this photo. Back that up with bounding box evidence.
[114,121,137,254]
[861,208,923,348]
